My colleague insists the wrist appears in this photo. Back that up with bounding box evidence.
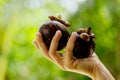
[93,62,115,80]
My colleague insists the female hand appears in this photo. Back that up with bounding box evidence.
[33,30,115,80]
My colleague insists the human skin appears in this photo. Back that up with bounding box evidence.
[33,30,115,80]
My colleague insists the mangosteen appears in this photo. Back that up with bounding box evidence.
[73,27,95,58]
[39,16,70,50]
[39,16,95,58]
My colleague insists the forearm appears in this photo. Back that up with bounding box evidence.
[93,62,115,80]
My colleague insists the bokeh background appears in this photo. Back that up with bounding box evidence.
[0,0,120,80]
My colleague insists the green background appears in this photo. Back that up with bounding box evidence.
[0,0,120,80]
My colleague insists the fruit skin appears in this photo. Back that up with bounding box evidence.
[73,28,95,58]
[39,16,95,59]
[73,33,95,58]
[39,21,70,50]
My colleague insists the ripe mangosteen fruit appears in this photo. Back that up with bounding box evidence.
[73,27,95,58]
[39,16,70,50]
[39,16,95,58]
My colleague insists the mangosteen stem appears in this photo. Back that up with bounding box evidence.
[48,16,70,27]
[87,27,92,35]
[87,27,95,40]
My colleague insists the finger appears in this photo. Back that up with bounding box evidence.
[36,32,48,53]
[36,32,53,61]
[32,40,39,49]
[64,32,77,67]
[49,30,63,65]
[49,30,61,54]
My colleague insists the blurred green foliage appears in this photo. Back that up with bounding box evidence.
[0,0,120,80]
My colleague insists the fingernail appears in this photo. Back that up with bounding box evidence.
[56,30,61,34]
[36,32,40,38]
[56,30,61,36]
[72,32,77,39]
[32,40,36,46]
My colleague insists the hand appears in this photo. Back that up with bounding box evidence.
[33,30,115,80]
